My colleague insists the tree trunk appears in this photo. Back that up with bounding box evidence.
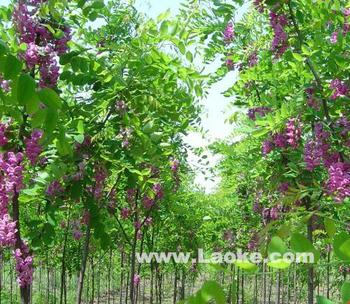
[12,191,31,304]
[307,216,314,304]
[76,221,91,304]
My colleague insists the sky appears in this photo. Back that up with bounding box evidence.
[134,0,236,192]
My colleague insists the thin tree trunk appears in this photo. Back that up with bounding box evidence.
[173,268,178,304]
[307,216,314,304]
[12,190,31,304]
[76,221,91,304]
[60,211,70,304]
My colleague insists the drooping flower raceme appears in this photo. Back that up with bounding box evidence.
[262,140,274,156]
[247,107,271,121]
[25,129,43,165]
[14,242,34,288]
[0,214,17,246]
[269,11,289,58]
[286,118,302,149]
[0,123,8,146]
[326,162,350,202]
[330,79,349,99]
[223,22,234,43]
[46,180,64,197]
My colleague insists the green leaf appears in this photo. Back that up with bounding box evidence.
[17,73,39,113]
[38,88,62,109]
[342,281,350,304]
[267,259,291,269]
[324,218,336,238]
[234,260,258,273]
[56,128,72,156]
[200,281,225,304]
[31,108,47,128]
[290,233,320,263]
[316,295,335,304]
[77,120,84,134]
[268,236,287,258]
[3,55,22,79]
[43,108,58,140]
[186,51,193,62]
[334,233,350,263]
[292,53,304,62]
[160,21,169,36]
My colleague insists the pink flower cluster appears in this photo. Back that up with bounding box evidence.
[286,118,302,148]
[269,11,288,58]
[223,22,234,43]
[14,242,34,288]
[326,162,350,202]
[13,1,71,87]
[330,9,350,44]
[0,125,34,288]
[24,129,43,165]
[133,274,141,286]
[0,214,17,246]
[262,119,302,156]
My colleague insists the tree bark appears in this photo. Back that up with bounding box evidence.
[76,221,91,304]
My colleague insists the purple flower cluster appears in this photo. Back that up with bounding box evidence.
[262,140,274,156]
[286,118,302,149]
[330,31,338,44]
[304,140,323,171]
[142,196,155,209]
[153,183,164,200]
[13,1,71,87]
[170,159,180,191]
[247,232,259,251]
[270,11,288,58]
[305,87,320,109]
[278,182,289,193]
[273,132,288,148]
[93,165,108,200]
[248,51,258,67]
[254,0,264,13]
[118,127,133,149]
[121,207,131,219]
[0,78,10,92]
[336,116,350,138]
[247,107,271,120]
[14,242,34,288]
[46,180,64,197]
[330,79,349,99]
[262,205,282,224]
[225,58,235,70]
[330,10,350,43]
[24,129,43,165]
[115,100,128,114]
[0,123,8,146]
[0,214,17,247]
[223,22,234,43]
[133,274,141,286]
[326,162,350,202]
[304,123,330,171]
